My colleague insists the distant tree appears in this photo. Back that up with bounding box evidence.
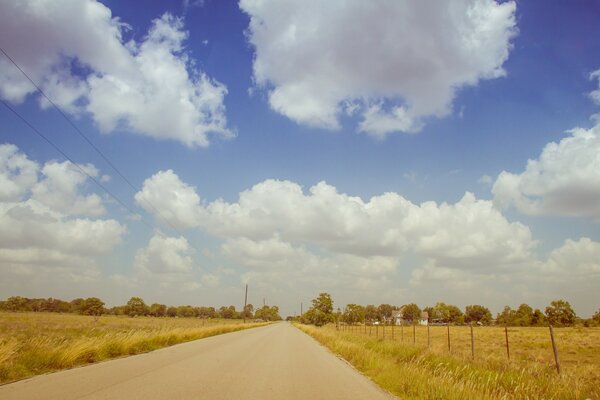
[108,305,128,315]
[343,304,365,325]
[70,298,85,314]
[149,303,167,317]
[219,305,237,319]
[531,308,546,326]
[241,304,254,320]
[364,304,378,323]
[431,302,464,324]
[303,293,334,326]
[198,306,216,319]
[80,297,105,316]
[465,305,492,325]
[496,306,516,326]
[401,303,422,323]
[514,304,533,326]
[166,306,178,317]
[545,299,576,327]
[377,304,393,322]
[4,296,30,311]
[177,305,196,318]
[592,309,600,325]
[254,305,281,321]
[126,297,149,317]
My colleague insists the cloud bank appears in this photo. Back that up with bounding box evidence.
[241,0,517,137]
[0,0,231,147]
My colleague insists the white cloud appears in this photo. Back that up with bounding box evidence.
[0,1,231,147]
[137,173,535,268]
[241,0,517,137]
[31,160,105,217]
[134,170,202,229]
[539,237,600,276]
[590,69,600,106]
[0,144,126,282]
[492,123,600,220]
[0,144,38,201]
[134,232,194,276]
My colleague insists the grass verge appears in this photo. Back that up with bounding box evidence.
[295,323,599,399]
[0,312,267,384]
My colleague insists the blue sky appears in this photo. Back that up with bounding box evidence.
[0,0,599,317]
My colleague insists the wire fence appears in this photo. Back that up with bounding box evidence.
[336,322,586,374]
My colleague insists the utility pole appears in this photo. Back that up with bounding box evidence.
[243,284,248,323]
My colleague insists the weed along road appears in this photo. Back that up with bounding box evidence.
[0,322,394,400]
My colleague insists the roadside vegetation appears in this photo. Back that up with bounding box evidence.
[0,311,268,384]
[295,293,600,399]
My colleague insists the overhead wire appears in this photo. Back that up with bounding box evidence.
[0,45,189,238]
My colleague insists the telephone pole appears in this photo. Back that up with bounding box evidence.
[243,284,248,323]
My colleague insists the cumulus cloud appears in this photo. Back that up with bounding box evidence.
[590,69,600,106]
[134,170,202,229]
[0,0,231,147]
[539,237,600,276]
[137,173,535,268]
[0,144,126,281]
[31,160,105,216]
[492,123,600,220]
[241,0,517,137]
[134,232,194,277]
[0,144,38,201]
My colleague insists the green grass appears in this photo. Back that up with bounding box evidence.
[0,312,267,384]
[296,323,600,399]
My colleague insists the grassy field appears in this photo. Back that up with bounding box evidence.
[297,323,600,399]
[0,312,266,384]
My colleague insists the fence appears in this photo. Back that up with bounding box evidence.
[338,322,565,373]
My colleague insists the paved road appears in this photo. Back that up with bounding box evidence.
[0,322,395,399]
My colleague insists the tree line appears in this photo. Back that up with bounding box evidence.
[0,296,282,321]
[298,293,600,328]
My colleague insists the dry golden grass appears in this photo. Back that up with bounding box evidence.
[0,312,266,384]
[297,323,600,400]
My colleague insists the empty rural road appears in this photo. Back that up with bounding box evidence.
[0,322,394,399]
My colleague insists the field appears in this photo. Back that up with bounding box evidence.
[0,312,266,384]
[297,323,600,399]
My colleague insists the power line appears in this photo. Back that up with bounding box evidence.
[0,45,186,237]
[1,99,154,231]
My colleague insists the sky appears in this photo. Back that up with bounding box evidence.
[0,0,599,317]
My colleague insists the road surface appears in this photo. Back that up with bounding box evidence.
[0,322,395,399]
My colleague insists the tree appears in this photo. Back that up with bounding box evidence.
[166,306,178,317]
[431,302,464,324]
[303,293,334,326]
[80,297,105,316]
[364,304,378,323]
[255,305,281,321]
[149,303,167,317]
[241,304,254,320]
[343,304,365,325]
[531,308,546,326]
[377,304,393,322]
[514,304,533,326]
[593,309,600,325]
[401,303,421,323]
[4,296,30,311]
[545,299,576,327]
[465,305,492,325]
[126,297,149,317]
[496,306,516,326]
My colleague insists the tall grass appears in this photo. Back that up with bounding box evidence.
[296,323,599,399]
[0,312,266,384]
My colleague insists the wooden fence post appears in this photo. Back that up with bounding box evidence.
[549,324,561,374]
[413,323,416,344]
[427,324,430,348]
[505,325,510,360]
[392,324,394,340]
[376,324,379,337]
[383,323,386,339]
[369,324,372,336]
[470,323,475,359]
[447,323,451,353]
[401,323,404,342]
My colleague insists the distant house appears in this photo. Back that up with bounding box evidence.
[391,308,429,326]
